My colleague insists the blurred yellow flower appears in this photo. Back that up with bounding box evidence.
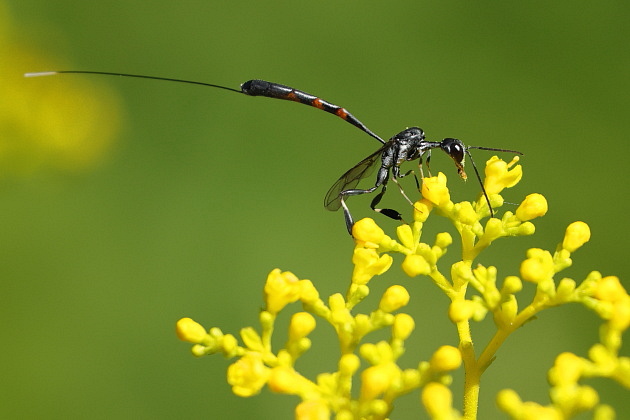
[0,4,121,177]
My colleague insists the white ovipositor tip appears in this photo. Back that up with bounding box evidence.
[24,71,58,77]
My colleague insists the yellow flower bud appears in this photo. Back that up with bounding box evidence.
[562,221,591,252]
[429,345,462,372]
[336,410,354,420]
[264,269,303,315]
[402,254,431,277]
[435,232,453,249]
[520,248,554,283]
[588,344,613,366]
[412,200,431,222]
[574,386,599,411]
[289,312,316,341]
[518,221,536,236]
[369,400,389,416]
[594,276,628,303]
[353,313,376,336]
[352,218,385,246]
[515,193,548,221]
[497,296,518,327]
[295,400,330,420]
[549,352,583,386]
[498,392,563,419]
[456,201,479,224]
[379,285,410,312]
[449,300,476,323]
[483,156,522,195]
[483,217,505,240]
[352,248,393,285]
[259,310,274,329]
[339,353,361,375]
[191,344,206,357]
[268,366,312,395]
[593,404,615,420]
[221,334,238,356]
[556,278,576,300]
[610,296,630,331]
[501,276,523,294]
[421,382,453,418]
[396,224,415,249]
[360,363,399,400]
[175,317,207,343]
[392,313,415,340]
[227,353,270,397]
[329,293,353,325]
[421,172,451,207]
[496,389,521,413]
[240,327,264,352]
[299,279,320,305]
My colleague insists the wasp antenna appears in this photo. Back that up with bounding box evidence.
[467,145,523,155]
[24,71,59,77]
[464,149,495,218]
[24,70,243,93]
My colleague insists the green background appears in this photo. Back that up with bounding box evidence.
[3,1,628,419]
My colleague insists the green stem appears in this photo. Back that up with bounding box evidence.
[457,320,479,420]
[478,303,542,371]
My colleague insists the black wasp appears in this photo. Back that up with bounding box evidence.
[26,70,522,235]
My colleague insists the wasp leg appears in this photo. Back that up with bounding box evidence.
[417,158,427,179]
[338,185,381,235]
[390,176,415,207]
[407,170,421,190]
[398,168,418,185]
[424,151,433,177]
[339,198,355,234]
[369,183,404,222]
[338,185,403,234]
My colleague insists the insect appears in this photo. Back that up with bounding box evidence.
[25,70,523,234]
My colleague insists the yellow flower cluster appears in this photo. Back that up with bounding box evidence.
[177,265,463,418]
[177,157,627,419]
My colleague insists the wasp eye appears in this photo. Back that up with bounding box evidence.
[441,138,465,164]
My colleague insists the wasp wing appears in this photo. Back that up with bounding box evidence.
[324,145,387,211]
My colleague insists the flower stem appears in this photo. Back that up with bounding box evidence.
[457,320,480,420]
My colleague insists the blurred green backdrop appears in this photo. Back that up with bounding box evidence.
[2,1,628,419]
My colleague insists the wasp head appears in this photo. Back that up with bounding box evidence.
[441,138,467,180]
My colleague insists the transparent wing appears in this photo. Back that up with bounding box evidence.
[324,145,386,211]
